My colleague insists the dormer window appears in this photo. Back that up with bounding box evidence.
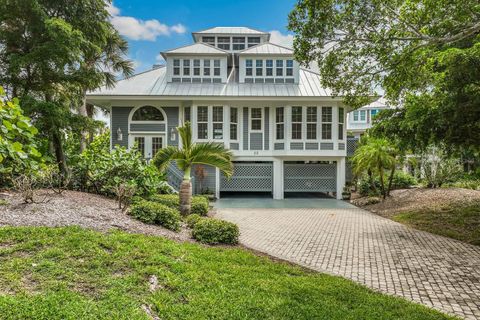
[276,60,283,76]
[183,59,190,75]
[266,60,273,76]
[233,37,245,50]
[256,60,263,76]
[193,59,200,76]
[286,60,293,76]
[203,60,210,76]
[202,36,215,45]
[214,60,221,76]
[247,37,261,47]
[217,37,230,50]
[173,59,180,75]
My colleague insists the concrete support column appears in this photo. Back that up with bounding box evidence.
[273,159,284,199]
[215,167,220,199]
[336,157,346,200]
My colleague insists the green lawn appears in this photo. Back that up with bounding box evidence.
[0,226,454,320]
[393,200,480,246]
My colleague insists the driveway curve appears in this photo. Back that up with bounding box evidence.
[217,207,480,319]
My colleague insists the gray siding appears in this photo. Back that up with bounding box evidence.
[264,107,269,150]
[130,123,166,132]
[230,142,239,150]
[250,132,263,150]
[338,142,345,150]
[164,107,179,146]
[243,108,248,150]
[111,106,132,148]
[320,142,334,150]
[274,143,284,150]
[290,142,304,150]
[305,142,318,150]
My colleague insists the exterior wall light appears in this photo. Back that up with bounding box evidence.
[116,127,123,141]
[170,127,177,141]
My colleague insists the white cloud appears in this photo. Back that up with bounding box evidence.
[155,54,165,63]
[269,30,294,48]
[108,2,186,41]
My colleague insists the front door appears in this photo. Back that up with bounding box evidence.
[132,135,164,159]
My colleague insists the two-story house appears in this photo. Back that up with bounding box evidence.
[347,97,389,138]
[87,27,352,200]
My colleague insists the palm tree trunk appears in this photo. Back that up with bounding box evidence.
[179,167,192,216]
[379,168,386,199]
[387,165,396,196]
[368,169,377,194]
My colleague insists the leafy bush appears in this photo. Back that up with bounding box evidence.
[445,178,480,190]
[192,219,239,245]
[0,87,43,184]
[185,214,203,228]
[150,194,210,216]
[71,132,169,197]
[391,171,417,189]
[419,146,463,188]
[129,200,181,231]
[359,172,417,196]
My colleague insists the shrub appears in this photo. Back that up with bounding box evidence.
[192,219,239,245]
[129,200,181,231]
[150,194,210,216]
[391,171,417,189]
[185,214,202,228]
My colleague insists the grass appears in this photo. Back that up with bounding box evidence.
[0,226,454,320]
[393,200,480,246]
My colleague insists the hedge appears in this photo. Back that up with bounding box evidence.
[192,218,239,245]
[149,194,209,216]
[129,199,181,231]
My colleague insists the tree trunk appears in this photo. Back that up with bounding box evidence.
[379,168,386,199]
[79,89,88,152]
[368,169,377,194]
[51,129,68,176]
[179,179,192,216]
[387,165,396,196]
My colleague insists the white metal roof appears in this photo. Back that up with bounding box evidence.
[161,43,228,59]
[239,42,293,55]
[87,66,335,100]
[193,27,269,35]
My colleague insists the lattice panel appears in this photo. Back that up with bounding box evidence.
[284,163,336,192]
[347,138,359,156]
[221,163,273,191]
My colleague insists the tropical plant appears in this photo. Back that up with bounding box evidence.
[153,122,233,216]
[192,218,240,245]
[0,87,43,184]
[419,146,463,188]
[352,137,399,199]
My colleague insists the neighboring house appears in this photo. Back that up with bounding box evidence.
[87,27,354,200]
[347,97,390,138]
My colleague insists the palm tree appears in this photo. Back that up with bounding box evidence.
[153,122,233,216]
[352,137,397,199]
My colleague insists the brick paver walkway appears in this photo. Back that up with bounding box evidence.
[217,207,480,319]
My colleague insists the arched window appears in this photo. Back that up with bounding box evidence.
[131,106,165,121]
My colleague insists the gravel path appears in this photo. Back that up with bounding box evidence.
[0,190,191,242]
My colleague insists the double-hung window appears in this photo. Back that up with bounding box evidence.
[306,107,317,139]
[173,59,180,76]
[197,106,209,139]
[353,110,366,122]
[212,106,223,139]
[276,60,283,76]
[217,37,230,50]
[291,106,302,140]
[202,36,215,46]
[193,59,200,76]
[230,107,238,140]
[266,60,273,76]
[245,59,253,76]
[203,59,211,76]
[286,60,293,76]
[322,107,332,139]
[232,37,245,50]
[213,60,221,76]
[275,107,284,140]
[256,60,263,76]
[182,59,190,76]
[338,107,344,140]
[247,37,260,48]
[250,108,262,131]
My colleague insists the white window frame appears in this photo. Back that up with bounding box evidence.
[306,106,317,140]
[196,106,209,140]
[247,36,261,48]
[232,36,246,50]
[182,59,190,76]
[173,59,180,76]
[291,106,302,140]
[275,107,285,141]
[250,107,263,132]
[286,59,294,76]
[230,107,239,141]
[203,59,211,76]
[217,36,230,50]
[213,59,221,76]
[338,107,345,140]
[352,110,367,123]
[193,59,201,77]
[245,59,253,76]
[129,105,167,125]
[321,106,333,140]
[212,106,224,140]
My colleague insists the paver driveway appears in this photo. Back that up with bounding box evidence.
[217,206,480,319]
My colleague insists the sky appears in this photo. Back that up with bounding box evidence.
[107,0,297,73]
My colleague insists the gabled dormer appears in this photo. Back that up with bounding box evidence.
[238,43,299,84]
[161,43,229,83]
[192,27,270,52]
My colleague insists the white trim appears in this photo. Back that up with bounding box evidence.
[249,107,263,132]
[128,105,167,124]
[351,110,367,123]
[129,134,166,158]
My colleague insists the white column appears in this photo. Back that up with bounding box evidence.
[336,157,346,200]
[215,167,220,199]
[273,159,284,199]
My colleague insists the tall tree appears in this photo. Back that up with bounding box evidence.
[288,0,480,152]
[153,122,233,216]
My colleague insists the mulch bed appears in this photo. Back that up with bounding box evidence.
[0,189,192,242]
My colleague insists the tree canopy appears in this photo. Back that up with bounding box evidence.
[288,0,480,152]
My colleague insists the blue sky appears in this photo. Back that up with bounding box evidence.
[108,0,297,73]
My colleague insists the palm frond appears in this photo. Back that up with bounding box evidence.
[152,146,184,172]
[178,121,193,151]
[190,142,234,177]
